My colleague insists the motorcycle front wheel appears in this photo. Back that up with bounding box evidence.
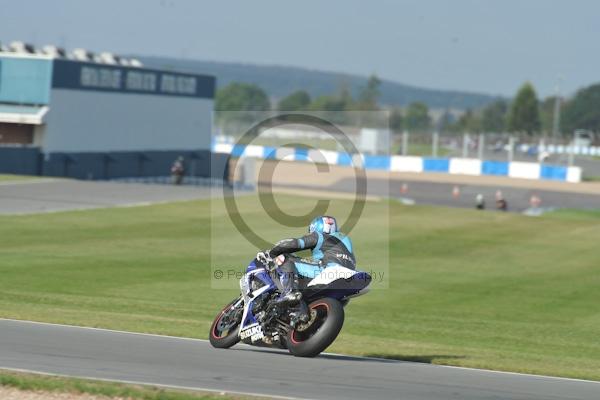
[286,297,344,357]
[209,297,243,349]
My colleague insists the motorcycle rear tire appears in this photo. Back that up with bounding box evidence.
[286,297,344,357]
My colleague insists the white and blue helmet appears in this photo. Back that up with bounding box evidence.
[309,216,338,234]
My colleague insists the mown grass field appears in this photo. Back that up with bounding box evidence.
[0,195,599,380]
[0,370,261,400]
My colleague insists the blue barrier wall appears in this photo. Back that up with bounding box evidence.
[482,161,509,176]
[213,142,581,183]
[294,148,309,162]
[423,158,450,172]
[263,146,277,159]
[337,153,353,166]
[230,145,246,158]
[540,165,567,181]
[364,155,391,170]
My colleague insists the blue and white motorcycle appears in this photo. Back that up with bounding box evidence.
[209,256,371,357]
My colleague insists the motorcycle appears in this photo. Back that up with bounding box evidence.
[209,256,371,357]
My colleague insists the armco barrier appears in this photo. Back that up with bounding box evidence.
[213,143,582,183]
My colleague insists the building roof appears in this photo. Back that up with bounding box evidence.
[0,104,48,125]
[0,53,216,101]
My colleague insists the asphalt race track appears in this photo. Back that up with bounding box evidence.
[2,176,599,216]
[0,180,214,215]
[375,178,600,212]
[1,320,598,400]
[273,178,600,213]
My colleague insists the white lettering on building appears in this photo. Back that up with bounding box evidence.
[161,74,197,95]
[126,71,157,92]
[80,66,121,89]
[79,66,197,96]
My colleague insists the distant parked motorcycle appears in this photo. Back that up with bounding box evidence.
[209,256,371,357]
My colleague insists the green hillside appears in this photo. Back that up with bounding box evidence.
[138,56,500,110]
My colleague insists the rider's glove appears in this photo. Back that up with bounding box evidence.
[256,250,276,270]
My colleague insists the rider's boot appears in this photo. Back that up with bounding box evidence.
[289,301,310,326]
[276,273,302,305]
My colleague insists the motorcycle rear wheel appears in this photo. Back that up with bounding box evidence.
[286,297,344,357]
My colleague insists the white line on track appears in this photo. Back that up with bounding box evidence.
[0,198,201,216]
[1,317,599,385]
[0,178,61,186]
[0,366,310,400]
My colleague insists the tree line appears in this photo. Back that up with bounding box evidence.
[215,75,600,137]
[446,82,600,137]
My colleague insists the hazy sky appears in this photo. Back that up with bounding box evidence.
[1,0,597,97]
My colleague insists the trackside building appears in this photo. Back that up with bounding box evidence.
[0,50,219,179]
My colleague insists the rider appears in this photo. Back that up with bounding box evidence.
[257,215,356,305]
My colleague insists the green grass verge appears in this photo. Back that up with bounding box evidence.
[234,136,341,151]
[0,370,260,399]
[391,142,451,156]
[0,174,43,182]
[582,175,600,182]
[0,196,599,380]
[546,208,600,220]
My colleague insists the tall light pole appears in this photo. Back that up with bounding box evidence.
[552,76,563,144]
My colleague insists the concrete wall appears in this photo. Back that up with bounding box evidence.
[44,89,213,153]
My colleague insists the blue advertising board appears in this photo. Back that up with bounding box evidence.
[0,56,53,104]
